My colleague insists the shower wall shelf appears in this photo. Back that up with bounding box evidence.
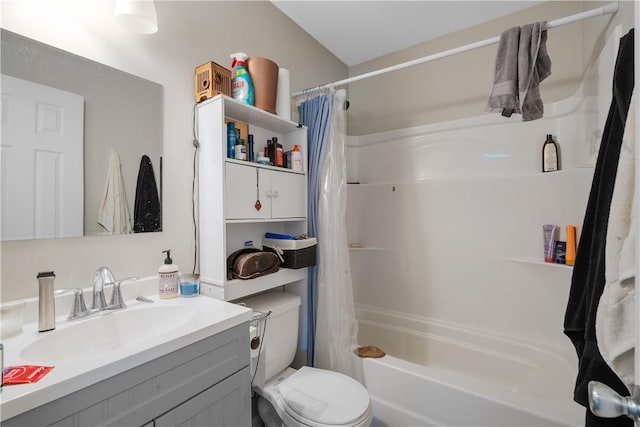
[507,257,573,269]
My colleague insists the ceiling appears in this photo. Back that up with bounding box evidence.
[272,1,541,67]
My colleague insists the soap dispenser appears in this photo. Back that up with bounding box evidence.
[159,250,179,299]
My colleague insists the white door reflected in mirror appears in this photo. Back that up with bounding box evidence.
[1,74,84,240]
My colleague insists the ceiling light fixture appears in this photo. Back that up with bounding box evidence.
[114,0,158,35]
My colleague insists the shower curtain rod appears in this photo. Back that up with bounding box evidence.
[292,2,620,97]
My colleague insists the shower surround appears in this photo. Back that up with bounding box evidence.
[345,69,613,423]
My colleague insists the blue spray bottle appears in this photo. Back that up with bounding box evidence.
[230,52,255,106]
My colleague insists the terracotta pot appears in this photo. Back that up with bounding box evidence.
[247,57,279,114]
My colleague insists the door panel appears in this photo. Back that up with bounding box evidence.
[271,171,306,219]
[1,74,84,240]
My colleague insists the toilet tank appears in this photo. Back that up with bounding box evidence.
[238,290,301,381]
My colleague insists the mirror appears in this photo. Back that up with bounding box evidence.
[0,29,163,240]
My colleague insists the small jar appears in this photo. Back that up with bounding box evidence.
[235,143,247,161]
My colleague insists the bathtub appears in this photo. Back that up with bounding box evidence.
[356,305,584,426]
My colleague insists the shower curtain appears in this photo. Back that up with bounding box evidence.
[298,89,363,382]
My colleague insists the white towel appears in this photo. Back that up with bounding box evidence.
[596,92,636,391]
[97,149,132,234]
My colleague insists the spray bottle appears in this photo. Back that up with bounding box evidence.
[230,52,255,106]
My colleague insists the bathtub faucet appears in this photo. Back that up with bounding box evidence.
[589,381,640,421]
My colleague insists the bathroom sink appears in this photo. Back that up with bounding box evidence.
[20,304,195,361]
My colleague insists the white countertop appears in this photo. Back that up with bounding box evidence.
[0,278,253,421]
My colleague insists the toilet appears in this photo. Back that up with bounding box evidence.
[239,290,373,427]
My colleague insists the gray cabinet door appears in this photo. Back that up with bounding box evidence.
[154,367,250,427]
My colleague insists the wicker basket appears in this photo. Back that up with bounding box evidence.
[262,237,317,269]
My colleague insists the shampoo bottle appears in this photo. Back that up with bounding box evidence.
[227,122,237,159]
[159,250,179,299]
[542,134,559,172]
[230,52,255,106]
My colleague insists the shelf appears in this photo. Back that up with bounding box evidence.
[199,268,307,301]
[226,218,305,224]
[506,257,573,269]
[348,247,386,251]
[345,168,595,187]
[201,95,304,134]
[225,158,306,175]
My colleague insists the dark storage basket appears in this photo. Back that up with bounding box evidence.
[263,238,317,269]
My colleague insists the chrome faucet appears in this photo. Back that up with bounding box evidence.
[55,288,89,320]
[92,267,138,311]
[92,266,116,310]
[37,267,138,332]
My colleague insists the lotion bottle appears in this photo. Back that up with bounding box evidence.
[159,250,179,299]
[291,144,303,171]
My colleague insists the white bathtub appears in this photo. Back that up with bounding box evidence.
[356,305,584,427]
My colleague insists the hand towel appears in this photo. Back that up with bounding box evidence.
[486,22,551,121]
[97,149,132,234]
[597,91,636,392]
[518,22,551,121]
[486,26,521,117]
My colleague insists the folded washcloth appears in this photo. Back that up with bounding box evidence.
[518,21,551,121]
[486,26,521,117]
[486,21,551,121]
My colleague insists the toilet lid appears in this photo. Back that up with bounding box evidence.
[277,366,370,425]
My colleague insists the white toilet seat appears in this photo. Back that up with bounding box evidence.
[258,367,372,427]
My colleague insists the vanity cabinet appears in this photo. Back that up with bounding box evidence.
[3,323,250,427]
[197,95,308,301]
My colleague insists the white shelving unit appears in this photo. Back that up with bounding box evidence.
[197,95,308,301]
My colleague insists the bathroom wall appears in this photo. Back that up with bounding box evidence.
[0,1,347,301]
[346,1,633,136]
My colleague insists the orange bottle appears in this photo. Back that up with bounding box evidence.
[566,225,577,266]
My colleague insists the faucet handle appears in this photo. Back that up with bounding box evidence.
[54,288,88,320]
[108,277,139,309]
